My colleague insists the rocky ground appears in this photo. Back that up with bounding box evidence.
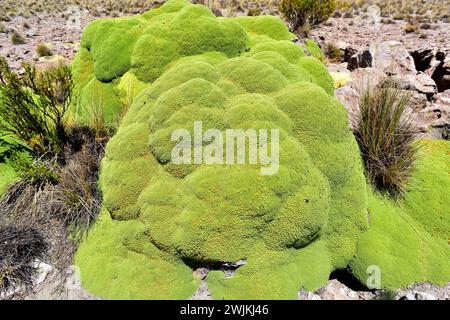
[330,41,450,139]
[312,16,450,53]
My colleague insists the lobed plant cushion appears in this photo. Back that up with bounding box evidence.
[70,0,331,124]
[350,140,450,289]
[75,0,368,300]
[74,0,449,299]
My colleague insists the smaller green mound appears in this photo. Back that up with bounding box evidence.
[81,16,144,82]
[70,0,331,126]
[234,15,296,41]
[350,140,450,289]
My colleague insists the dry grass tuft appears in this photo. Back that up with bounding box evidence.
[355,78,419,196]
[0,225,47,296]
[0,126,105,298]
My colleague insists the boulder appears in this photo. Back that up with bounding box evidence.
[347,41,417,76]
[391,72,437,100]
[408,91,429,112]
[396,283,450,300]
[350,67,387,89]
[371,41,416,75]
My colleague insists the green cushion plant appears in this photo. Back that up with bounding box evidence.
[74,0,449,299]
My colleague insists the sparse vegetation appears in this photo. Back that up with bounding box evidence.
[403,22,418,33]
[326,42,343,62]
[0,55,106,298]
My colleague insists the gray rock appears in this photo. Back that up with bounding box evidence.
[298,288,321,300]
[396,282,450,300]
[371,41,416,75]
[415,72,438,98]
[313,279,375,300]
[190,282,212,300]
[409,92,429,112]
[193,267,208,280]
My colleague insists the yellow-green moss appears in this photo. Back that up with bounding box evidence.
[350,140,450,289]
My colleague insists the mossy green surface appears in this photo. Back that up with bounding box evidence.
[70,0,330,124]
[350,140,450,289]
[0,163,16,196]
[303,38,325,61]
[75,0,368,300]
[403,140,449,240]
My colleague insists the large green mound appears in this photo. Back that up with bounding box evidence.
[75,0,368,299]
[74,0,449,299]
[350,140,450,289]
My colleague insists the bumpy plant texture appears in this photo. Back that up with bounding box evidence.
[75,0,369,299]
[350,140,450,289]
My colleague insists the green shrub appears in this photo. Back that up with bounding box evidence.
[0,57,73,156]
[279,0,337,31]
[354,78,417,196]
[75,0,367,300]
[0,132,30,162]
